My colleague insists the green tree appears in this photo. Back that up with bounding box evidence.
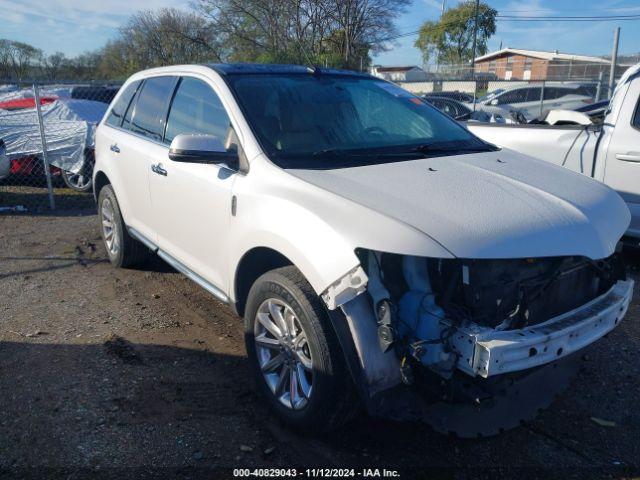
[414,1,496,69]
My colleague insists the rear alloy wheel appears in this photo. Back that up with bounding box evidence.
[97,185,149,268]
[61,155,94,192]
[244,266,359,432]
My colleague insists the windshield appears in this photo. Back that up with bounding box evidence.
[478,89,504,103]
[225,73,494,168]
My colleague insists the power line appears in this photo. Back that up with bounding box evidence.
[380,13,640,42]
[497,14,640,21]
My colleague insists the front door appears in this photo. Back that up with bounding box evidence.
[603,79,640,237]
[149,76,238,291]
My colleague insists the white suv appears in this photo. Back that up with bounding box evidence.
[93,64,633,437]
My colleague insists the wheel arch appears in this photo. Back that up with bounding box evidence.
[232,247,294,317]
[93,170,111,203]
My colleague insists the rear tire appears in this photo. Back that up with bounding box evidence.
[244,266,359,432]
[98,184,149,267]
[61,158,94,192]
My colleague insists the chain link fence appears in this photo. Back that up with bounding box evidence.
[0,71,618,214]
[396,76,610,124]
[0,80,120,214]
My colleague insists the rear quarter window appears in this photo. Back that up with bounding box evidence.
[105,81,140,127]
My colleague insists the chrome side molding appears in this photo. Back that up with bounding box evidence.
[157,250,230,304]
[128,227,159,252]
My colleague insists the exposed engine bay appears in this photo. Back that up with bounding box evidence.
[330,249,632,436]
[356,249,626,374]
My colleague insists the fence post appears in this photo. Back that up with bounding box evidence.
[539,80,546,117]
[472,80,477,112]
[33,83,55,211]
[596,71,604,101]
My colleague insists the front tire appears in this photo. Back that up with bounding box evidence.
[244,266,359,432]
[98,185,149,267]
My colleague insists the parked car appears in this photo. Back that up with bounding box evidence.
[0,98,106,191]
[94,64,632,437]
[476,84,594,119]
[0,139,9,180]
[422,96,474,120]
[468,63,640,241]
[423,91,475,103]
[71,85,121,105]
[423,96,527,124]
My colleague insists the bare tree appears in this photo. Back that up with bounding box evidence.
[44,52,67,80]
[195,0,409,68]
[0,39,42,80]
[104,8,222,77]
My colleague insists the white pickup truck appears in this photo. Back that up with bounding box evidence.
[468,64,640,239]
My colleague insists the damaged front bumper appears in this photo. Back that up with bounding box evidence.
[451,279,634,378]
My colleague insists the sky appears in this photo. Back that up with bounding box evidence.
[1,0,639,65]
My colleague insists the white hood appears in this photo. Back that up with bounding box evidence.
[289,150,630,260]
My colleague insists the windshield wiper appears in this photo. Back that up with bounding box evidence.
[408,143,494,154]
[311,148,345,158]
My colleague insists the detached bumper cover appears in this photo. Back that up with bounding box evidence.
[452,279,634,377]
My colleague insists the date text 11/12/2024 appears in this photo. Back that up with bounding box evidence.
[233,468,401,477]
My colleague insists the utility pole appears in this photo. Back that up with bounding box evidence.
[608,27,620,98]
[435,0,446,74]
[470,0,480,80]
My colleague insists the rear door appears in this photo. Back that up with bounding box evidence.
[99,80,154,235]
[603,79,640,237]
[114,76,178,243]
[149,75,238,290]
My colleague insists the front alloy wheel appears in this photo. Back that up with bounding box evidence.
[244,266,359,432]
[254,298,314,410]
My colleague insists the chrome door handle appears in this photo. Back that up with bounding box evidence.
[151,163,167,176]
[110,144,120,153]
[616,153,640,162]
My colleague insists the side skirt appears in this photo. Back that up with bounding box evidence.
[128,226,230,305]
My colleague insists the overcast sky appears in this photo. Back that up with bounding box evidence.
[2,0,639,65]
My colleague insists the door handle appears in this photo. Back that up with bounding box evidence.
[616,153,640,162]
[110,144,120,153]
[151,163,168,176]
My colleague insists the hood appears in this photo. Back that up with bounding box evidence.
[288,150,630,259]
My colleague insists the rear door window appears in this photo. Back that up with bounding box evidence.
[525,87,542,102]
[105,81,140,128]
[164,77,231,144]
[543,87,561,100]
[129,76,178,142]
[497,89,527,105]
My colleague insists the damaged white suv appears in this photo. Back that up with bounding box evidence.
[94,64,633,437]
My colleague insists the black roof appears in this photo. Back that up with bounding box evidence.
[205,63,371,78]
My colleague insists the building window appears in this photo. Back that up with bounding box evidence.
[506,57,514,72]
[489,61,496,73]
[525,58,532,70]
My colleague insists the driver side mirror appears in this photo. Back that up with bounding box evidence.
[168,134,239,170]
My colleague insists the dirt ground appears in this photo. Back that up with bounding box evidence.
[1,207,639,479]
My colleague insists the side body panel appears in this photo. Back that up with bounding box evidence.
[602,78,640,238]
[467,123,599,175]
[95,124,157,243]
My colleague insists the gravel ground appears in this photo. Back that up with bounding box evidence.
[1,209,639,479]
